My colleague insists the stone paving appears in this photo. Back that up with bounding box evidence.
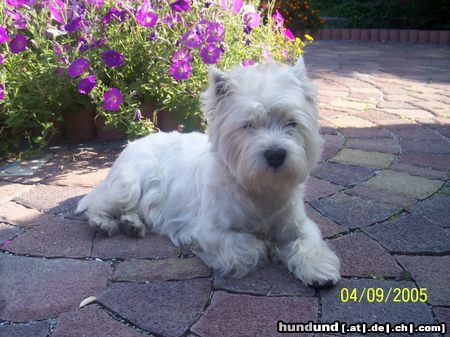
[0,41,449,336]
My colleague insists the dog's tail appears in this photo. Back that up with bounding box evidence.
[74,193,91,214]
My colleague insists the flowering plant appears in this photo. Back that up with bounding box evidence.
[0,0,309,157]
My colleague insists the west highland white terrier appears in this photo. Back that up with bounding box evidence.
[76,58,341,287]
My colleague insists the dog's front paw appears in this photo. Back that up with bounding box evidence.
[290,244,341,288]
[120,213,147,238]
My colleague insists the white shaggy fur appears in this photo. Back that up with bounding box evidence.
[76,58,340,286]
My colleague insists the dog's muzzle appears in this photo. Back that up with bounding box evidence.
[264,148,287,169]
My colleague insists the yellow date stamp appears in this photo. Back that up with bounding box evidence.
[340,287,428,303]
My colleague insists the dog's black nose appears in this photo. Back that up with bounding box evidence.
[264,148,287,169]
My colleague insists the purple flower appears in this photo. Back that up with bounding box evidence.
[0,26,9,44]
[94,37,106,47]
[103,87,123,111]
[171,49,193,63]
[169,61,192,80]
[48,0,66,24]
[87,0,104,7]
[182,29,202,49]
[78,74,96,94]
[0,84,5,101]
[243,12,260,32]
[163,13,183,27]
[170,0,190,12]
[102,50,124,68]
[5,8,28,30]
[136,0,158,28]
[0,54,5,65]
[199,44,223,65]
[135,109,142,121]
[205,22,225,43]
[273,10,284,28]
[68,58,89,78]
[282,49,289,59]
[242,59,255,67]
[64,17,82,33]
[262,44,272,61]
[149,32,158,41]
[283,28,295,41]
[102,7,120,24]
[5,0,27,7]
[232,0,243,13]
[9,34,27,53]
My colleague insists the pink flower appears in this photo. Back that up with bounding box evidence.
[0,84,5,101]
[273,10,284,28]
[242,59,255,67]
[136,0,158,28]
[283,28,295,41]
[48,0,67,24]
[0,26,9,44]
[6,0,27,7]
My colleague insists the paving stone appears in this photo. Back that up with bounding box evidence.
[47,167,110,188]
[191,292,317,337]
[395,256,450,306]
[330,148,395,168]
[328,233,402,278]
[363,213,450,254]
[304,176,343,202]
[0,155,52,177]
[339,126,392,139]
[311,193,398,229]
[113,257,210,282]
[328,100,376,111]
[0,222,22,244]
[52,305,148,337]
[345,185,416,208]
[0,254,111,322]
[98,279,210,337]
[330,115,376,128]
[0,321,50,337]
[6,218,95,258]
[321,279,436,329]
[305,205,347,238]
[213,261,314,297]
[320,134,345,161]
[0,201,52,228]
[13,185,90,214]
[0,182,32,204]
[363,170,443,200]
[400,138,450,154]
[434,307,450,327]
[92,233,179,259]
[345,137,399,154]
[399,153,450,171]
[312,162,377,186]
[412,192,450,228]
[389,162,449,180]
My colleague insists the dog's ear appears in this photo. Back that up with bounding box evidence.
[293,56,307,79]
[208,66,230,100]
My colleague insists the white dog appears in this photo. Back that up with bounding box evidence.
[76,58,340,287]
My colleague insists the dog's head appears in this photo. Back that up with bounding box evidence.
[201,58,322,193]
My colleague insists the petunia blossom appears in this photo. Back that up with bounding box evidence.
[0,26,9,44]
[9,34,27,53]
[103,87,123,111]
[181,29,203,49]
[136,0,158,28]
[78,75,97,94]
[170,0,190,12]
[283,28,295,41]
[65,17,82,33]
[102,50,124,68]
[68,57,89,78]
[205,22,225,43]
[0,54,5,65]
[169,61,192,80]
[199,43,223,64]
[242,59,256,67]
[87,0,104,7]
[6,0,27,7]
[0,84,5,101]
[5,8,28,30]
[48,0,67,24]
[171,49,193,63]
[272,10,284,28]
[243,12,260,33]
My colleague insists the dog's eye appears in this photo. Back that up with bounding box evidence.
[286,121,297,128]
[243,121,253,129]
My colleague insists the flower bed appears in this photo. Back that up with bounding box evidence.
[0,0,310,157]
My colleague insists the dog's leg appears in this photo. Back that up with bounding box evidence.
[275,217,340,287]
[120,213,147,238]
[194,229,267,278]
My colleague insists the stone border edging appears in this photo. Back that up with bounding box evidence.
[301,29,450,45]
